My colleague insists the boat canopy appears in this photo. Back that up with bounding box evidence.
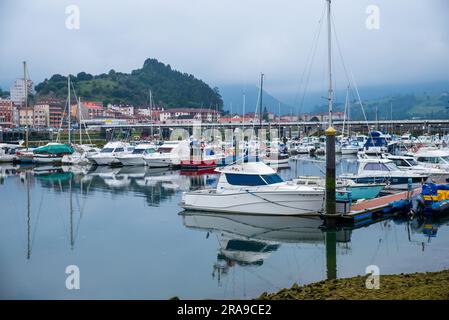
[364,131,388,148]
[33,144,74,155]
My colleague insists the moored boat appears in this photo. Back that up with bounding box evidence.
[181,160,326,215]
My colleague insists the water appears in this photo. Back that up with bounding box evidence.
[1,157,448,299]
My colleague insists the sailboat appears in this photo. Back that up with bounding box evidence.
[61,84,100,165]
[33,75,75,164]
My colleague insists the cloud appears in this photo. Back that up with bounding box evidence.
[0,0,447,97]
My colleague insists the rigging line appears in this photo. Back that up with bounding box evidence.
[331,13,376,152]
[293,3,326,111]
[70,80,93,145]
[297,6,327,116]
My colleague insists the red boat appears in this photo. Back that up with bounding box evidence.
[180,158,218,171]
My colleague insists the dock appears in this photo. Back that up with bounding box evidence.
[323,187,421,226]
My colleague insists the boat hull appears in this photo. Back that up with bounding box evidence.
[181,190,325,215]
[89,156,120,166]
[143,157,172,167]
[348,176,425,190]
[117,156,146,166]
[33,155,63,164]
[336,184,385,201]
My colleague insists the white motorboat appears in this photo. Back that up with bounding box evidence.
[88,141,133,166]
[387,154,449,182]
[0,143,22,162]
[61,144,100,165]
[340,155,428,189]
[117,144,157,166]
[181,161,325,215]
[340,140,361,155]
[143,141,181,167]
[409,148,449,172]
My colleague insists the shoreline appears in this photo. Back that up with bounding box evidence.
[258,269,449,300]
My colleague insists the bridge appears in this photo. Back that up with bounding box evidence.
[3,119,449,143]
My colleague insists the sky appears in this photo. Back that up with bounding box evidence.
[0,0,448,104]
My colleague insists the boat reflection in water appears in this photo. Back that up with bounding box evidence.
[179,211,353,283]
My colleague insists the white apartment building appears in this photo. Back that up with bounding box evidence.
[10,79,33,105]
[34,104,50,127]
[19,108,34,126]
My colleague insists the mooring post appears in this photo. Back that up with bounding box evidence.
[325,126,337,226]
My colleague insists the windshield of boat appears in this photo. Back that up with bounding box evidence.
[363,162,392,171]
[100,148,114,153]
[407,158,419,166]
[158,147,173,153]
[132,149,145,154]
[417,156,449,164]
[225,173,284,186]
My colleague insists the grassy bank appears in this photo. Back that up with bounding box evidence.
[258,269,449,300]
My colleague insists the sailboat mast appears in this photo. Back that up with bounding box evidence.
[327,0,333,127]
[23,61,29,149]
[259,73,264,128]
[78,97,82,145]
[242,91,246,133]
[67,75,71,144]
[149,89,153,137]
[325,0,336,219]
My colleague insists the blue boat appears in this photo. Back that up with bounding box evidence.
[336,181,386,201]
[293,176,386,201]
[419,182,449,215]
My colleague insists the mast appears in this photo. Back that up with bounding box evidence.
[23,61,29,149]
[259,73,264,128]
[67,75,71,144]
[78,97,82,145]
[325,0,336,220]
[327,0,333,127]
[149,89,153,137]
[242,91,246,133]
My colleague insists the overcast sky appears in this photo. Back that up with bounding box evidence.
[1,0,448,98]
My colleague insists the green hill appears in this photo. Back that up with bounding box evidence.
[34,58,223,109]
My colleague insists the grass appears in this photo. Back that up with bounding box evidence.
[258,269,449,300]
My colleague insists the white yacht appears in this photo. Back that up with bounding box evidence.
[117,144,157,166]
[88,141,133,166]
[61,144,100,165]
[410,149,449,171]
[341,140,361,155]
[387,154,449,182]
[180,161,325,215]
[143,141,181,167]
[340,155,428,189]
[0,143,20,162]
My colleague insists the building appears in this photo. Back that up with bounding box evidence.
[159,108,221,122]
[33,104,50,127]
[36,98,65,128]
[19,107,34,126]
[0,99,14,128]
[301,112,345,122]
[10,78,33,105]
[71,101,104,121]
[219,115,255,123]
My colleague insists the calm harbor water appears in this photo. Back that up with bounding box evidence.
[1,156,449,299]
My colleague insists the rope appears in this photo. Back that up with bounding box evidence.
[244,190,324,214]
